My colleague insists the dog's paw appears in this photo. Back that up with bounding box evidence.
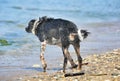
[69,64,78,69]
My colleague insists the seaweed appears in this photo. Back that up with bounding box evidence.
[0,39,11,46]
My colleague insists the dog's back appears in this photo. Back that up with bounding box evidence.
[36,18,79,46]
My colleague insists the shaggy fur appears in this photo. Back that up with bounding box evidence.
[25,16,90,72]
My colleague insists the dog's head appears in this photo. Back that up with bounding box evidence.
[25,16,48,34]
[25,19,37,33]
[78,29,90,41]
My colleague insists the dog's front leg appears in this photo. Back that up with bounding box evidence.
[62,47,68,73]
[40,41,47,72]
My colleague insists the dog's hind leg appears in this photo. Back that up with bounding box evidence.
[73,42,82,70]
[62,46,77,72]
[40,41,47,72]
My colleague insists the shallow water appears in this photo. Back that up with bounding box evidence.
[0,0,120,75]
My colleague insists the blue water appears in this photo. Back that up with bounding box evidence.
[1,0,120,23]
[0,0,120,75]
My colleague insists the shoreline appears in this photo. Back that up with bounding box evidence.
[1,48,120,81]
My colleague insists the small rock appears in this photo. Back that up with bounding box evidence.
[53,76,58,79]
[112,52,118,54]
[32,75,39,78]
[113,49,118,51]
[117,67,120,70]
[17,77,22,80]
[60,70,63,73]
[32,64,40,68]
[111,73,120,76]
[60,63,63,66]
[73,79,78,81]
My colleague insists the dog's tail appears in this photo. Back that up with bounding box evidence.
[77,29,90,41]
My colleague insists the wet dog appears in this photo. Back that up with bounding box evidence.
[25,16,90,72]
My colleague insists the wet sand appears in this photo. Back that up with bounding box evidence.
[0,48,120,81]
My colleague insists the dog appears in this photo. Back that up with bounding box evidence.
[25,16,90,73]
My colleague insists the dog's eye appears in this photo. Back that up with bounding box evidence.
[29,22,33,26]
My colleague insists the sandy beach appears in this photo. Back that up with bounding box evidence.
[1,48,120,81]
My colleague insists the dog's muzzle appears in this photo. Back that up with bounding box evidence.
[25,27,30,33]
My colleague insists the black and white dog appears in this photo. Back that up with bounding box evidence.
[25,16,90,73]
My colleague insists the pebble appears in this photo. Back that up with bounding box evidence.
[60,70,63,73]
[104,80,110,81]
[111,73,120,77]
[113,49,118,51]
[73,79,78,81]
[112,52,118,54]
[32,76,39,78]
[53,76,58,79]
[32,64,40,68]
[59,63,63,66]
[17,77,22,80]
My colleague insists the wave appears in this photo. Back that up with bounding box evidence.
[0,20,17,24]
[10,6,81,12]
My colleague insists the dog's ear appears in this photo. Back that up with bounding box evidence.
[39,16,47,22]
[39,17,42,22]
[42,16,47,21]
